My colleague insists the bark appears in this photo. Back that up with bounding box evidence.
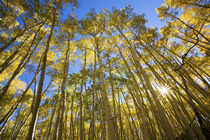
[79,51,86,140]
[52,100,61,140]
[121,91,140,140]
[108,59,118,129]
[95,38,119,140]
[26,9,56,140]
[117,46,151,140]
[116,27,175,139]
[178,69,207,140]
[11,112,31,139]
[116,90,126,140]
[58,35,71,140]
[90,51,96,140]
[137,60,175,139]
[46,102,57,140]
[69,95,75,140]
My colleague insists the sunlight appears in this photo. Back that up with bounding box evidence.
[156,85,169,96]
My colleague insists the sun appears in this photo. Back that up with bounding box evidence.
[156,85,170,96]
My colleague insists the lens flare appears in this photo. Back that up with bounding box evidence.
[156,85,169,96]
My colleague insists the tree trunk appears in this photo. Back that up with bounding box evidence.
[52,99,61,140]
[95,38,119,140]
[90,51,96,140]
[58,35,71,140]
[46,101,57,140]
[26,9,56,140]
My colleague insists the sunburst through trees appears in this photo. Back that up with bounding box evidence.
[0,0,209,139]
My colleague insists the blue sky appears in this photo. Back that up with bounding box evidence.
[62,0,165,28]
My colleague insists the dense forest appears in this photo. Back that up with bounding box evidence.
[0,0,209,139]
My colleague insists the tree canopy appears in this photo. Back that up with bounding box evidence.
[0,0,209,139]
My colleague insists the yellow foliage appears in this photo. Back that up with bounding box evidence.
[1,32,8,38]
[48,50,57,62]
[10,79,26,92]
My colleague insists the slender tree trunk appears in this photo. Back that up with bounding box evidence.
[91,51,96,140]
[52,99,61,140]
[58,35,71,140]
[121,92,140,140]
[117,46,151,140]
[13,113,31,139]
[178,69,207,140]
[64,101,69,140]
[47,102,57,140]
[95,38,119,140]
[69,95,74,140]
[108,59,118,129]
[26,9,56,140]
[78,51,87,140]
[116,90,126,140]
